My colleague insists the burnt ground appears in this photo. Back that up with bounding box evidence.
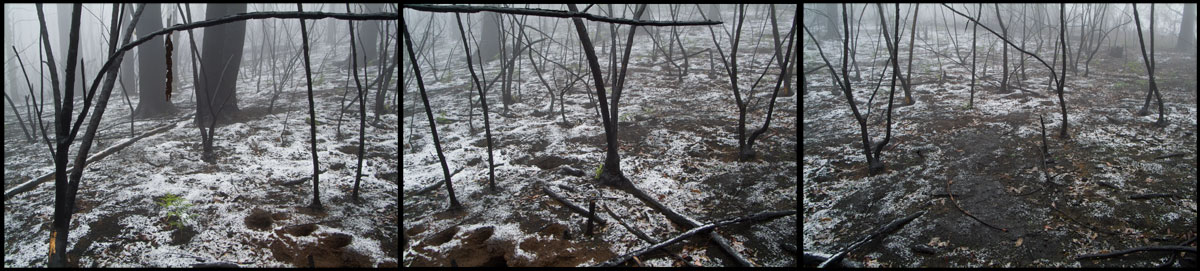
[803,32,1197,267]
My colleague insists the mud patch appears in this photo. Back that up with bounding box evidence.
[244,208,274,231]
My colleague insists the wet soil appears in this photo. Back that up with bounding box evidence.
[804,45,1196,267]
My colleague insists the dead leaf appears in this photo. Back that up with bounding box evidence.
[820,217,832,222]
[1015,238,1023,247]
[692,189,701,194]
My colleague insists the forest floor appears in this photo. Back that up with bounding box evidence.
[803,28,1198,267]
[3,43,399,267]
[402,7,798,267]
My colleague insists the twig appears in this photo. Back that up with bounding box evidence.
[1157,236,1197,267]
[1153,153,1186,159]
[946,179,1008,232]
[818,210,927,268]
[1128,193,1173,200]
[1048,199,1120,236]
[1075,246,1197,261]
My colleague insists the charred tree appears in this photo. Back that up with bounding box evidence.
[1132,4,1167,127]
[404,15,462,210]
[1056,3,1070,138]
[968,3,980,109]
[455,13,497,191]
[298,4,323,210]
[744,5,797,159]
[995,4,1010,93]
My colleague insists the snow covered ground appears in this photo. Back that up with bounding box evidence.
[403,4,797,267]
[4,38,398,267]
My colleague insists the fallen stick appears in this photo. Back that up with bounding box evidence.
[1157,236,1197,267]
[947,179,1008,232]
[1154,153,1186,159]
[1074,245,1198,261]
[542,185,607,226]
[594,210,797,267]
[410,167,465,195]
[818,210,928,268]
[600,203,695,267]
[1128,193,1173,200]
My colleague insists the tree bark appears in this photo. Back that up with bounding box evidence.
[299,4,323,210]
[133,3,178,119]
[196,4,247,127]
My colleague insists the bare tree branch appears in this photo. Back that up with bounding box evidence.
[404,4,721,26]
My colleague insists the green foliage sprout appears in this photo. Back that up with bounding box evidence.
[594,163,603,180]
[156,193,196,230]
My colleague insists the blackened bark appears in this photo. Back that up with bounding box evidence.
[1057,3,1070,138]
[455,13,497,191]
[348,11,366,202]
[41,3,82,266]
[1132,4,1167,127]
[299,4,323,210]
[968,4,979,109]
[566,4,627,187]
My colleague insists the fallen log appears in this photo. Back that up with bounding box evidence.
[4,114,191,199]
[600,203,695,267]
[193,262,240,268]
[542,185,607,226]
[613,178,755,266]
[1128,193,1173,200]
[1154,153,1186,159]
[1074,245,1197,261]
[594,210,797,267]
[818,210,928,268]
[410,167,465,195]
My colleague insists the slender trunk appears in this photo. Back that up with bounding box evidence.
[1057,3,1070,139]
[298,4,322,210]
[405,13,461,209]
[903,4,918,104]
[968,4,979,108]
[455,13,496,191]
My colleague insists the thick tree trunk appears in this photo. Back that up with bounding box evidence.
[1178,4,1196,51]
[133,4,178,119]
[196,4,247,126]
